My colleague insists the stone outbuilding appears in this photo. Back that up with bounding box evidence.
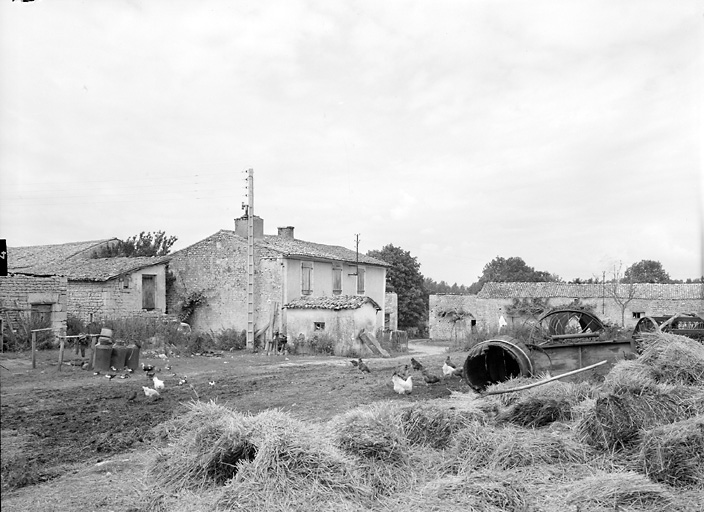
[283,295,382,355]
[429,281,704,341]
[4,240,169,325]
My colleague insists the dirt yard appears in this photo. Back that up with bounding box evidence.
[0,340,469,511]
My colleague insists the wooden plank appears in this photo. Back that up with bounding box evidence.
[58,337,65,372]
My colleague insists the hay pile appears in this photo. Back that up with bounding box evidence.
[576,385,703,450]
[451,422,590,472]
[637,332,704,385]
[638,415,704,488]
[399,401,484,449]
[329,401,408,463]
[603,359,658,393]
[563,471,674,510]
[145,402,373,512]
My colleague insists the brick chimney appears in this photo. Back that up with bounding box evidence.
[234,215,264,239]
[277,226,295,239]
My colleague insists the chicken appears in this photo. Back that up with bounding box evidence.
[142,386,160,398]
[119,374,130,379]
[350,360,359,367]
[126,390,137,402]
[357,358,371,373]
[208,380,216,387]
[152,375,165,391]
[422,368,441,385]
[105,373,116,380]
[442,356,461,378]
[410,357,424,371]
[142,363,155,372]
[391,373,413,395]
[395,364,410,379]
[178,375,188,386]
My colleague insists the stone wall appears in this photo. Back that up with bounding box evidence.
[0,274,68,334]
[429,293,704,341]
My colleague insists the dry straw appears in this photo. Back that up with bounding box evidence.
[451,422,590,472]
[576,385,704,451]
[603,359,659,393]
[564,470,674,509]
[638,415,704,488]
[637,332,704,385]
[400,401,485,449]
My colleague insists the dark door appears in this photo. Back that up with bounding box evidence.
[142,275,156,310]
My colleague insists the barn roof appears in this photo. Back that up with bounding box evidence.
[7,239,119,270]
[283,295,381,311]
[478,282,704,300]
[14,256,169,281]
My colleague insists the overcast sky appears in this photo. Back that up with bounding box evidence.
[1,0,702,284]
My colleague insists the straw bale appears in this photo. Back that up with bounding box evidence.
[638,415,704,488]
[148,401,255,490]
[603,359,659,393]
[451,422,589,471]
[400,401,485,449]
[637,332,704,385]
[576,386,704,451]
[329,401,408,463]
[496,397,572,427]
[564,471,673,509]
[217,409,373,510]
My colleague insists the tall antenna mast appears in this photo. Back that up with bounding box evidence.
[246,168,255,350]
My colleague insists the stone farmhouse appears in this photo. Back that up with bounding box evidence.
[429,281,704,341]
[1,239,169,334]
[166,216,391,349]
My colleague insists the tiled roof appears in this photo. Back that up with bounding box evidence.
[8,239,118,270]
[478,282,704,300]
[17,256,169,281]
[171,230,390,267]
[283,295,381,311]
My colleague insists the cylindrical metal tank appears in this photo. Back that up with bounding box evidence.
[110,345,129,370]
[463,335,533,390]
[124,344,140,371]
[93,345,113,372]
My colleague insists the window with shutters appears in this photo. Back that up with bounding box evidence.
[142,275,156,310]
[332,263,342,295]
[301,261,313,295]
[356,267,365,294]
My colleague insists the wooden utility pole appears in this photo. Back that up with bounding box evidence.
[246,168,255,350]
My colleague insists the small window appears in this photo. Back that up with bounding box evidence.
[301,261,313,295]
[122,274,130,289]
[332,263,342,295]
[632,312,644,319]
[356,267,365,294]
[314,322,325,331]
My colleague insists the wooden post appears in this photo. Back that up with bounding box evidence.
[58,337,65,372]
[31,331,36,369]
[88,335,97,371]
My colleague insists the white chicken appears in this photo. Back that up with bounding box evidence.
[142,386,160,398]
[442,356,461,378]
[152,375,165,391]
[391,373,413,395]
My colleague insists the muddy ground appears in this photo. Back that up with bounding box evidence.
[0,341,470,495]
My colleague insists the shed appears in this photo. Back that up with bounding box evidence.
[283,295,382,356]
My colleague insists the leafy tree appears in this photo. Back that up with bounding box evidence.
[424,277,471,294]
[624,259,671,283]
[368,244,427,331]
[92,231,177,258]
[468,256,561,294]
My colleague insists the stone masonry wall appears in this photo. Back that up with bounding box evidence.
[0,274,68,333]
[430,293,704,341]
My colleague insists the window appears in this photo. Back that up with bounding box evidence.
[142,275,156,310]
[122,274,130,289]
[332,263,342,295]
[356,267,365,294]
[301,261,313,295]
[632,312,644,319]
[314,322,325,331]
[31,304,51,325]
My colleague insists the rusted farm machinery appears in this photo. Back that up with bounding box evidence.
[462,308,634,390]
